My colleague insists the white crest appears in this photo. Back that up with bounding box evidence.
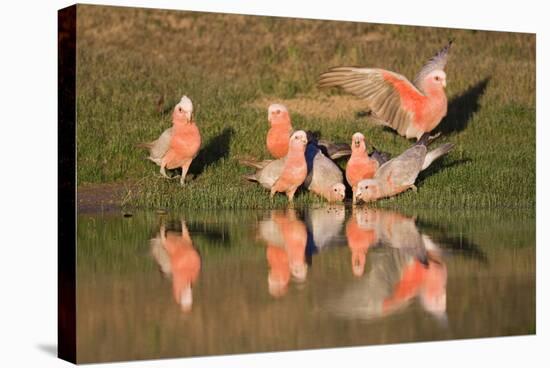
[177,95,193,120]
[352,132,365,142]
[268,103,288,119]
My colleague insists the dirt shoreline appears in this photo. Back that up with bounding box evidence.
[77,182,132,214]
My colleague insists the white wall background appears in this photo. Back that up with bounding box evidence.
[0,1,546,367]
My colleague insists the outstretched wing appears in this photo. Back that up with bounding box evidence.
[413,40,452,89]
[318,67,422,136]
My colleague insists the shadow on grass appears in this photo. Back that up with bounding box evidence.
[417,157,472,184]
[437,77,491,135]
[189,127,235,178]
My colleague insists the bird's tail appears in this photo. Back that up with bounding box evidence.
[238,157,272,169]
[243,172,259,182]
[422,143,455,171]
[136,141,153,149]
[318,140,352,160]
[370,148,391,166]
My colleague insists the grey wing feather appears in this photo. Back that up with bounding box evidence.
[370,149,391,166]
[376,145,426,186]
[318,67,418,136]
[317,139,352,159]
[307,151,344,192]
[413,40,453,89]
[150,236,171,276]
[147,127,173,165]
[257,159,286,189]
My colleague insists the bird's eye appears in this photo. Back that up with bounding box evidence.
[334,188,337,192]
[178,107,183,112]
[276,109,281,114]
[435,76,440,81]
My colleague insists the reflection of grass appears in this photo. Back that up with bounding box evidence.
[77,209,269,273]
[77,207,535,274]
[76,5,535,210]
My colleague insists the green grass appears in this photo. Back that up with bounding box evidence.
[76,5,535,210]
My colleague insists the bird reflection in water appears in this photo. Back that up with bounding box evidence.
[150,219,201,312]
[304,204,347,256]
[258,209,308,297]
[331,209,448,323]
[346,209,379,277]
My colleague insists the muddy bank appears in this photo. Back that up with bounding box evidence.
[77,182,132,214]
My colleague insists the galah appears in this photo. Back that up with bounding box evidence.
[272,210,308,283]
[150,221,201,312]
[346,209,378,277]
[355,135,454,202]
[345,132,381,202]
[138,96,201,186]
[259,210,308,296]
[266,103,294,159]
[269,130,308,202]
[266,103,351,160]
[266,244,291,297]
[241,139,346,203]
[318,41,452,140]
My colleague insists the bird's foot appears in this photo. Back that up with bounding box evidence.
[158,174,180,180]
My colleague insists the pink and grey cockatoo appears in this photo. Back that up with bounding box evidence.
[269,130,309,202]
[259,210,309,296]
[241,137,346,203]
[150,220,201,312]
[355,135,454,202]
[138,96,201,186]
[346,209,378,277]
[266,103,351,160]
[345,132,382,202]
[318,41,452,140]
[266,103,294,159]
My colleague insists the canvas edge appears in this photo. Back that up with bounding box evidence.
[58,3,77,365]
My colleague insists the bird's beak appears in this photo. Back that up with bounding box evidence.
[354,140,360,147]
[301,137,308,145]
[442,79,447,88]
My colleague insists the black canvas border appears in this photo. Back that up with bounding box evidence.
[58,4,77,364]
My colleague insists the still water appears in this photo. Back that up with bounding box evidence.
[76,206,535,363]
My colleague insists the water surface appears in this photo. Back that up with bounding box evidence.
[76,206,535,363]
